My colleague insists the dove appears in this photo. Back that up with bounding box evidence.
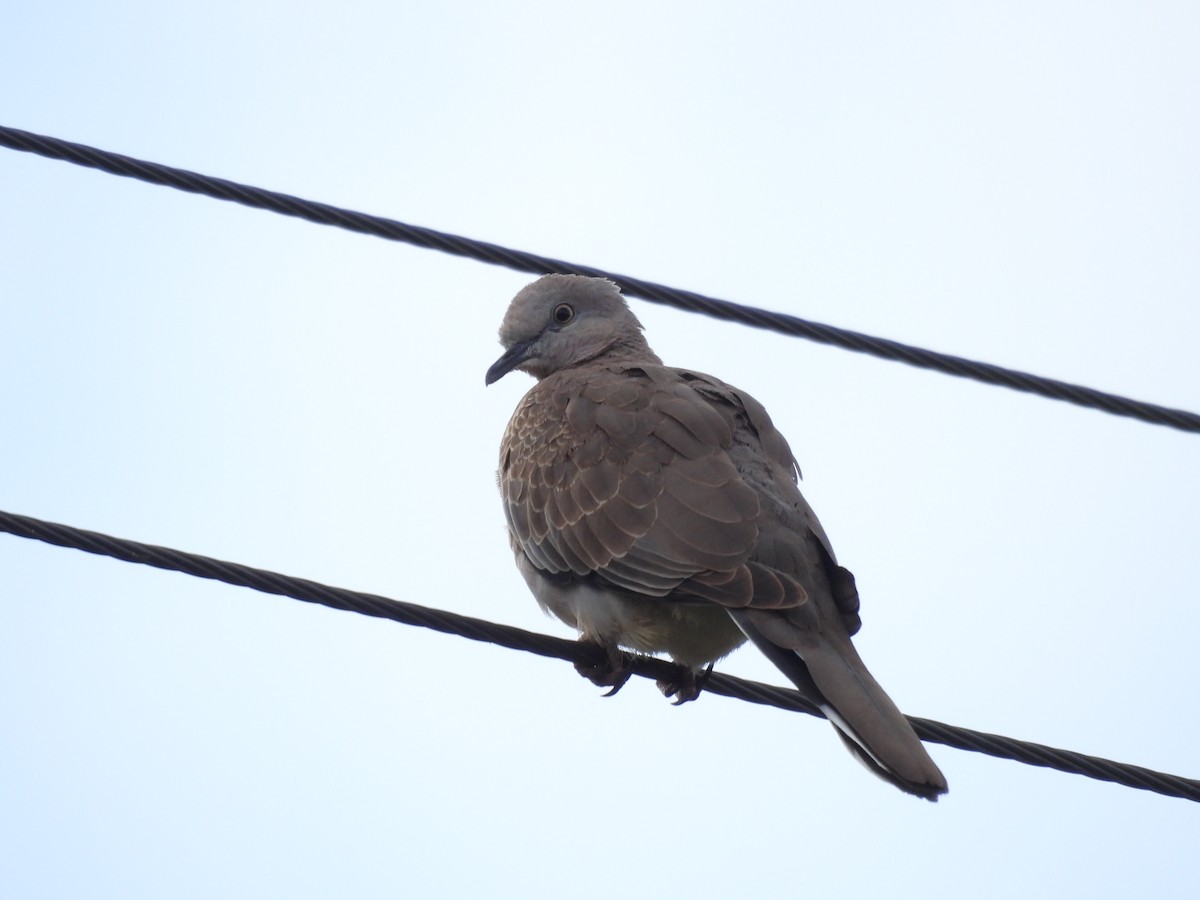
[485,274,947,800]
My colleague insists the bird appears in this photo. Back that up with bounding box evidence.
[485,273,947,800]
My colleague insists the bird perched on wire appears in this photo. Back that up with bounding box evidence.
[485,274,947,800]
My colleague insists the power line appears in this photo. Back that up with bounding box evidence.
[2,123,1198,435]
[2,507,1197,803]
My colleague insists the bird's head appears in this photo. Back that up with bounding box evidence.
[485,274,656,384]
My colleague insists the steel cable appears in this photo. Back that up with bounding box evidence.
[2,123,1198,434]
[2,508,1197,803]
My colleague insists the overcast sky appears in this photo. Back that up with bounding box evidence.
[2,3,1198,898]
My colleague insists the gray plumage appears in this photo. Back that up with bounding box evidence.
[486,274,947,800]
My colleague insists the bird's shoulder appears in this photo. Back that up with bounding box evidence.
[502,360,793,467]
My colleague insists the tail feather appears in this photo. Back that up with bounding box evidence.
[730,610,947,801]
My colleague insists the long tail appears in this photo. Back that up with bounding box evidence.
[730,611,947,801]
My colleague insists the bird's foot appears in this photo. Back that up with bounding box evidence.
[574,641,633,697]
[657,662,714,705]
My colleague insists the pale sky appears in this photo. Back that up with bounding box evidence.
[2,4,1198,898]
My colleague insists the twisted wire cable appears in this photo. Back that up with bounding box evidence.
[2,123,1198,434]
[2,508,1196,803]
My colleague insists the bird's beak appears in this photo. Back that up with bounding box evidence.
[485,338,536,386]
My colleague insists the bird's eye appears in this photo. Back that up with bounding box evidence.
[552,303,574,325]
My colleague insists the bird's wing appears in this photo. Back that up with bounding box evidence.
[499,362,831,611]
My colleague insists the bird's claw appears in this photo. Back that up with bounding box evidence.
[574,642,633,696]
[658,662,714,705]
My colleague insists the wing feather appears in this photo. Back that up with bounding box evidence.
[499,362,830,613]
